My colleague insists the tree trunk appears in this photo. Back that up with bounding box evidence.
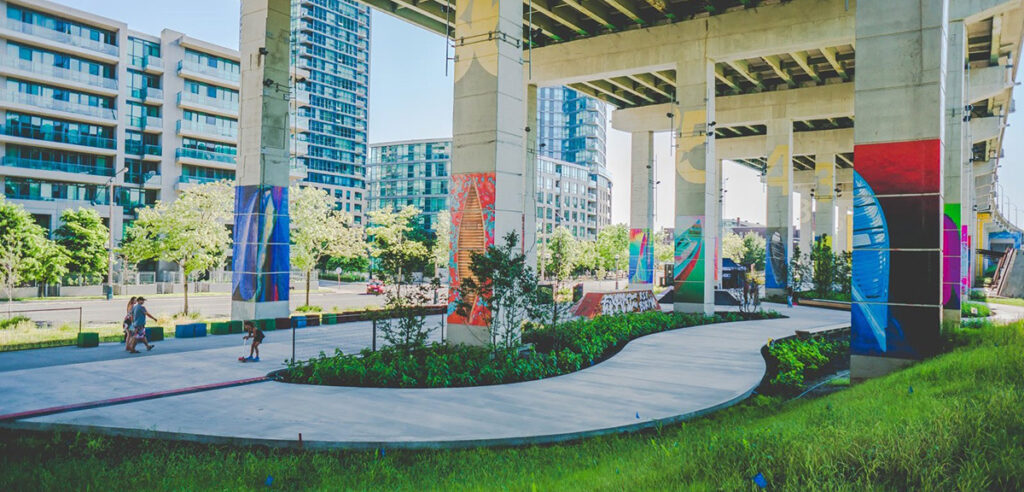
[183,278,189,315]
[305,271,311,307]
[397,266,402,298]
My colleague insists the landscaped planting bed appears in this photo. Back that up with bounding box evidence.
[282,310,782,388]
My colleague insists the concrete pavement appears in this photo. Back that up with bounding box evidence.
[0,304,848,449]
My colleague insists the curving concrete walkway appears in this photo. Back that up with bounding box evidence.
[1,305,848,449]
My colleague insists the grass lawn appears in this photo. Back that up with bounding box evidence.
[1,322,1021,490]
[0,313,229,351]
[988,296,1024,308]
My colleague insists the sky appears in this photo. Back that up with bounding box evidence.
[53,0,1024,229]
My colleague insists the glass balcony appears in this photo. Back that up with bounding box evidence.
[125,171,161,186]
[177,59,239,83]
[177,91,238,113]
[175,147,237,164]
[125,141,142,155]
[0,89,116,120]
[1,155,114,176]
[176,119,237,140]
[144,144,162,156]
[144,116,163,129]
[129,55,164,71]
[144,88,163,101]
[179,175,224,185]
[0,124,116,149]
[0,57,117,90]
[4,18,118,57]
[125,115,143,128]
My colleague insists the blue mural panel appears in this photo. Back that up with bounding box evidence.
[232,185,289,303]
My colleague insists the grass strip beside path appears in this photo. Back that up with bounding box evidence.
[1,322,1021,490]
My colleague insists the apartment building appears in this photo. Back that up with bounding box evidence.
[0,0,369,246]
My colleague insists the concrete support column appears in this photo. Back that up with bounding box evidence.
[836,187,852,252]
[231,0,292,321]
[628,131,654,288]
[814,152,837,252]
[715,159,724,289]
[798,183,814,261]
[673,56,717,316]
[943,20,968,322]
[524,83,539,268]
[764,119,794,297]
[447,0,525,345]
[851,0,949,380]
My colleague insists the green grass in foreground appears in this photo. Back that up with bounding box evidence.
[1,322,1022,490]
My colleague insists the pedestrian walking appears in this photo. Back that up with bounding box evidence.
[127,297,157,353]
[123,296,137,351]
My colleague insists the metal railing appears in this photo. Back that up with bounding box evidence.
[0,89,116,120]
[0,156,114,176]
[0,124,117,149]
[0,57,117,90]
[178,91,239,112]
[175,147,237,164]
[4,19,118,56]
[177,59,240,83]
[176,119,238,139]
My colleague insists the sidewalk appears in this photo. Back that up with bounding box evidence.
[1,305,848,449]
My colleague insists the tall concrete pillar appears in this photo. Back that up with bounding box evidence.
[837,190,852,252]
[798,183,814,261]
[851,0,948,380]
[673,57,717,315]
[715,159,724,289]
[628,131,654,288]
[814,152,837,252]
[447,0,525,345]
[232,0,292,321]
[943,20,968,322]
[764,119,793,297]
[524,83,539,268]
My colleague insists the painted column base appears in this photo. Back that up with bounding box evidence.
[850,354,916,382]
[942,309,962,324]
[674,301,713,316]
[628,283,653,291]
[447,323,491,346]
[232,300,289,322]
[766,288,787,298]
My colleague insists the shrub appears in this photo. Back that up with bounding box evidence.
[285,309,783,388]
[961,301,991,318]
[0,315,31,330]
[296,305,323,313]
[765,337,849,395]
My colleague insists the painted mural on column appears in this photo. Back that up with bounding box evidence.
[447,172,496,326]
[764,144,791,289]
[674,216,704,303]
[942,203,962,312]
[628,228,653,284]
[765,228,788,289]
[852,139,941,359]
[232,185,289,303]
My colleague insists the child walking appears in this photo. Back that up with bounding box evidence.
[242,321,265,362]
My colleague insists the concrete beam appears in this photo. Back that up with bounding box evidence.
[971,116,1003,143]
[951,0,1023,23]
[789,51,820,83]
[612,83,854,132]
[821,46,848,81]
[716,129,853,161]
[528,0,854,86]
[604,0,645,25]
[763,55,796,88]
[968,65,1014,103]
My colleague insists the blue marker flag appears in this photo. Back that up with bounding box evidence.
[752,472,768,489]
[635,412,640,419]
[265,475,273,487]
[908,385,914,394]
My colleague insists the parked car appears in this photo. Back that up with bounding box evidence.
[366,279,385,295]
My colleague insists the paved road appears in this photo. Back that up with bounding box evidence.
[0,303,848,449]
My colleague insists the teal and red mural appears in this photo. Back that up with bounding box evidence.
[232,185,289,303]
[447,172,495,326]
[628,228,653,284]
[674,216,704,304]
[852,139,941,359]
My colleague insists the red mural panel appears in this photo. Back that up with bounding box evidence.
[854,139,941,195]
[447,172,496,326]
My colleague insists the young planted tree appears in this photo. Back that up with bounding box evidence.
[123,181,232,314]
[290,185,365,307]
[54,208,109,280]
[545,226,577,327]
[810,237,837,298]
[366,205,429,297]
[596,223,629,275]
[724,231,767,270]
[654,228,674,265]
[430,210,451,279]
[27,239,70,293]
[456,231,543,350]
[0,198,46,314]
[374,277,441,353]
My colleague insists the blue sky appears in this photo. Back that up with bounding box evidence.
[51,0,1024,228]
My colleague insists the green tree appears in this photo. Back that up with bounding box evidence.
[0,198,46,313]
[367,205,430,296]
[430,210,451,279]
[290,185,365,307]
[723,231,766,270]
[54,208,109,279]
[28,239,70,289]
[810,237,837,297]
[545,226,577,283]
[456,231,543,350]
[573,239,600,276]
[122,181,232,314]
[654,228,674,264]
[596,224,629,274]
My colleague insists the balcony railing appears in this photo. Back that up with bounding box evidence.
[125,141,142,155]
[0,57,117,90]
[176,119,238,140]
[144,144,162,156]
[144,116,163,129]
[0,124,116,149]
[1,155,114,176]
[125,172,162,186]
[177,59,240,83]
[4,18,118,56]
[179,175,230,185]
[175,147,237,164]
[129,55,164,71]
[177,91,239,113]
[0,89,116,120]
[144,88,163,101]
